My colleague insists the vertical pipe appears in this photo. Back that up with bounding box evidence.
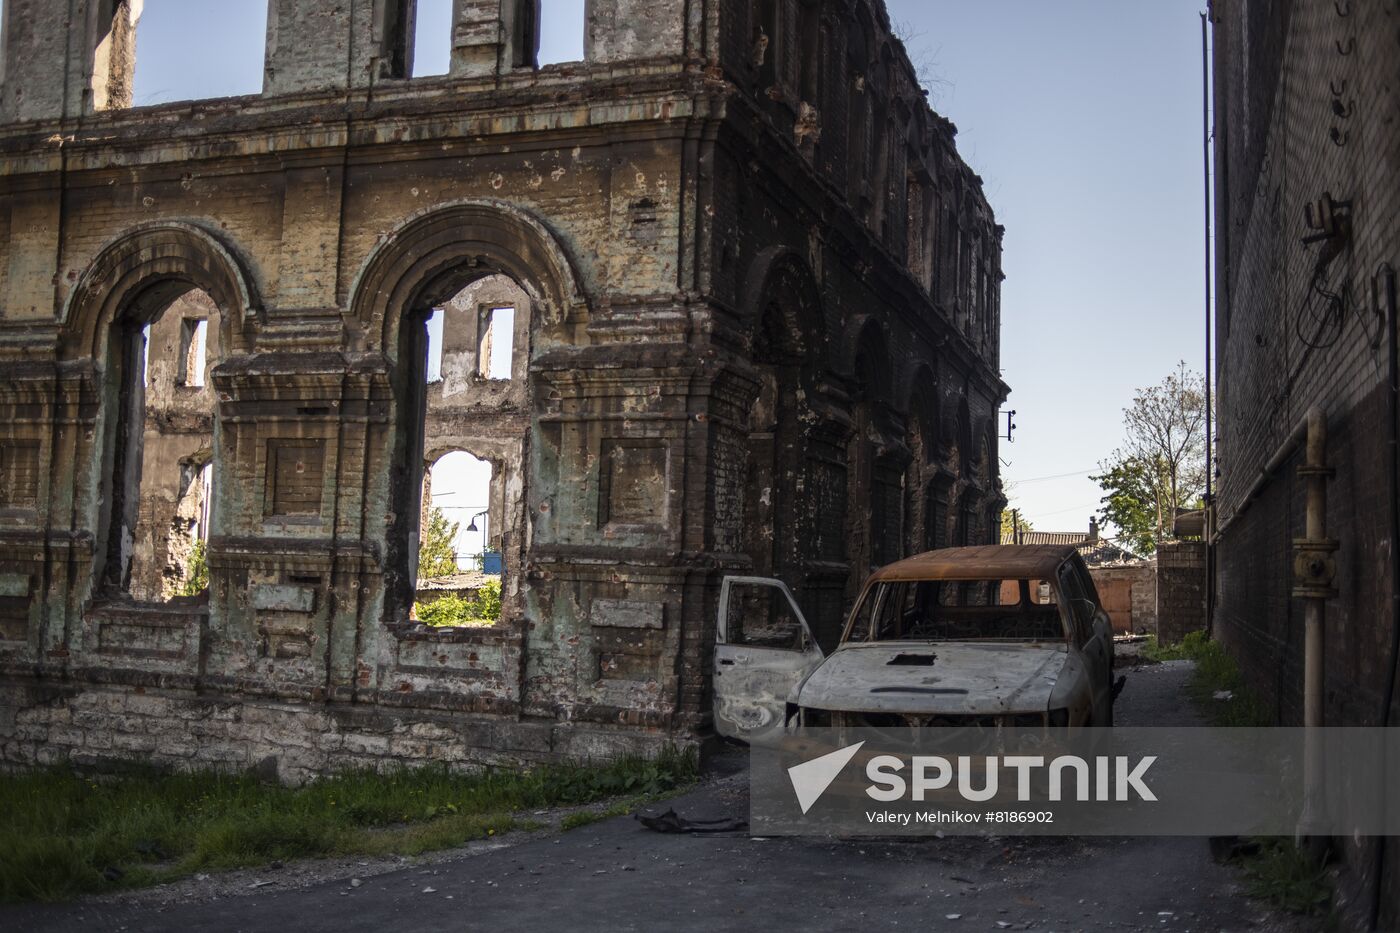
[1202,11,1214,510]
[1371,267,1398,932]
[1201,11,1217,634]
[1299,407,1327,851]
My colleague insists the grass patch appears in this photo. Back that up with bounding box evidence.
[0,745,697,903]
[1228,838,1333,917]
[559,795,652,831]
[1145,630,1272,726]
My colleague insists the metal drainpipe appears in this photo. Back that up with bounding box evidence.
[1295,406,1336,855]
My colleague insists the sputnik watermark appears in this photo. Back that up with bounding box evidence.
[755,727,1400,836]
[866,753,1157,802]
[786,741,1156,815]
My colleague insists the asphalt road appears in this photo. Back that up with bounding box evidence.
[6,660,1312,933]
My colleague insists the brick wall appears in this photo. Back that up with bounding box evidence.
[1089,564,1157,636]
[1211,0,1400,926]
[0,0,1006,781]
[1156,542,1206,647]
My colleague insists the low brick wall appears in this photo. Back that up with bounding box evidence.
[1156,541,1207,646]
[0,681,684,785]
[1088,563,1156,635]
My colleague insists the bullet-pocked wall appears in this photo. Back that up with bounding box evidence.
[0,0,1006,781]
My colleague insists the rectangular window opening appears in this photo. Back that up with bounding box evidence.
[131,1,268,107]
[478,306,516,379]
[178,318,208,387]
[538,0,586,66]
[425,308,444,383]
[140,323,152,388]
[411,0,452,77]
[197,462,214,542]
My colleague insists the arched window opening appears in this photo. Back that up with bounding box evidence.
[101,287,221,602]
[845,16,872,208]
[386,272,529,627]
[847,322,895,594]
[903,383,939,556]
[414,450,503,626]
[538,0,586,66]
[130,1,268,106]
[798,3,822,103]
[752,0,779,86]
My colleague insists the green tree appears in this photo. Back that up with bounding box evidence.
[999,507,1033,542]
[176,539,210,597]
[1091,456,1164,555]
[1093,362,1209,554]
[414,579,503,627]
[418,506,460,579]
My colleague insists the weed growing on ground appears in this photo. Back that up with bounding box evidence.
[0,745,698,903]
[1143,630,1272,726]
[1228,838,1333,917]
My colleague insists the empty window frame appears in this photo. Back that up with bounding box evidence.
[178,318,208,387]
[478,306,515,379]
[424,308,445,383]
[196,462,214,542]
[537,0,586,66]
[104,289,221,601]
[425,450,495,572]
[131,2,268,106]
[411,0,451,76]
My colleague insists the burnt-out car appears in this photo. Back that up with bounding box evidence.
[712,545,1118,745]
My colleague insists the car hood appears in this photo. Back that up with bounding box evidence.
[795,641,1069,716]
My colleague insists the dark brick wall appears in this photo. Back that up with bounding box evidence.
[1211,0,1400,926]
[1156,542,1207,647]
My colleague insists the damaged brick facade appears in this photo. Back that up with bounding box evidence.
[0,0,1005,781]
[1210,0,1400,926]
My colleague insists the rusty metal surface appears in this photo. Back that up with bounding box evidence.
[866,545,1077,583]
[713,577,824,745]
[793,641,1069,716]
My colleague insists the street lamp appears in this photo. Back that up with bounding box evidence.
[465,509,498,574]
[465,509,489,547]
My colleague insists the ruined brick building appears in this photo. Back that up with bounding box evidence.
[0,0,1005,779]
[1210,0,1399,926]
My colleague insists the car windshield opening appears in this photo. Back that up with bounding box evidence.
[843,578,1066,643]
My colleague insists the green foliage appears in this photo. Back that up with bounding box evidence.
[1140,629,1210,662]
[0,746,698,903]
[176,540,209,597]
[1145,631,1272,726]
[472,578,502,620]
[414,579,503,627]
[560,798,636,831]
[1095,363,1209,553]
[1091,456,1165,555]
[999,508,1032,542]
[418,507,460,579]
[1233,838,1333,916]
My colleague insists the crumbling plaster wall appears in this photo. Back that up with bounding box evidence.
[0,0,1006,778]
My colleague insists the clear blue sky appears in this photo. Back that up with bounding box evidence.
[123,1,1208,540]
[885,0,1208,537]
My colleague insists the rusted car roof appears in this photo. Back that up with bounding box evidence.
[867,545,1077,582]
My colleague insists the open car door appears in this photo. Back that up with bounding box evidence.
[714,576,824,745]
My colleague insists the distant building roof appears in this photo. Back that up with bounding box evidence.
[1000,520,1146,567]
[416,571,499,593]
[1004,531,1086,548]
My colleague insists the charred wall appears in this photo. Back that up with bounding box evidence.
[1210,0,1400,926]
[0,0,1005,780]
